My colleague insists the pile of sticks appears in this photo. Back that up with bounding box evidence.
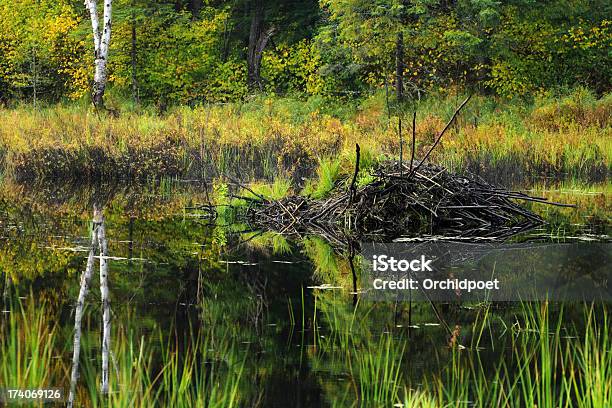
[240,160,572,242]
[234,96,573,242]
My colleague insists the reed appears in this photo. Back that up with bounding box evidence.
[422,302,612,407]
[353,334,405,405]
[0,89,608,182]
[1,283,610,407]
[0,295,246,407]
[309,288,611,407]
[0,296,64,394]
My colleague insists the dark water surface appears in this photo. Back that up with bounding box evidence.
[0,179,609,407]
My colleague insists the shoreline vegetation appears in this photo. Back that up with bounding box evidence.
[1,0,610,406]
[2,292,610,407]
[0,166,608,407]
[0,88,610,185]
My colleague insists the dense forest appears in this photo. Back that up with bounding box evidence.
[0,2,611,407]
[1,0,610,106]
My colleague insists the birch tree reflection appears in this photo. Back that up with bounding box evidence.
[68,205,111,407]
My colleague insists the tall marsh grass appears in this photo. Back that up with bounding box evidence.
[1,291,610,407]
[310,291,612,407]
[0,89,609,182]
[0,297,64,393]
[0,297,246,407]
[419,303,612,407]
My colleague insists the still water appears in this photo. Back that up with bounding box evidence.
[0,179,609,407]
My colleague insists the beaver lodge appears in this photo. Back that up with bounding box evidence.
[236,158,573,244]
[228,98,574,244]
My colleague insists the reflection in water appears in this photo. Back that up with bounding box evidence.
[68,211,98,408]
[96,206,111,396]
[68,205,111,407]
[0,179,609,406]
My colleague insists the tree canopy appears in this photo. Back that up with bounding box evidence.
[0,0,609,104]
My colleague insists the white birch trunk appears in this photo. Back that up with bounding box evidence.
[68,222,99,408]
[85,0,101,52]
[97,211,111,395]
[85,0,112,108]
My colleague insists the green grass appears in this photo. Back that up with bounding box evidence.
[77,325,246,407]
[307,290,612,407]
[418,302,612,407]
[0,296,246,407]
[0,89,609,182]
[1,289,610,407]
[353,334,405,405]
[247,177,292,200]
[302,157,342,199]
[0,295,62,393]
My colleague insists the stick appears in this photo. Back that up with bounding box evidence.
[409,110,416,171]
[494,194,577,207]
[226,175,266,201]
[410,95,472,176]
[348,143,360,205]
[398,117,403,177]
[348,243,358,306]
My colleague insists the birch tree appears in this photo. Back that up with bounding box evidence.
[85,0,112,108]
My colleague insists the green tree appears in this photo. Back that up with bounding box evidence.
[0,0,85,102]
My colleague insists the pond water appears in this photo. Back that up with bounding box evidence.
[0,178,609,407]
